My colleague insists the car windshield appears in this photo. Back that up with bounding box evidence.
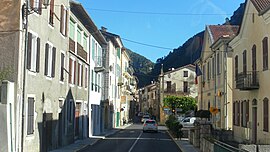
[145,121,156,124]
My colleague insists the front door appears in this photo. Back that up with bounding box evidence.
[42,113,53,152]
[252,107,257,143]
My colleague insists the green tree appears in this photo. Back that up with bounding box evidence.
[163,96,197,114]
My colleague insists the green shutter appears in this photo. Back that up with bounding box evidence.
[92,39,95,60]
[69,19,75,40]
[117,48,120,59]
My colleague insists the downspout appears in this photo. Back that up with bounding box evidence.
[21,1,29,151]
[224,42,229,130]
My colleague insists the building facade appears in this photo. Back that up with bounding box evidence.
[229,0,270,144]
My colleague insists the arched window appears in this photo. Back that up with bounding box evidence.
[262,37,268,70]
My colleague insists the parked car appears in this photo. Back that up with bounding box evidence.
[138,112,144,117]
[180,117,196,128]
[141,115,150,123]
[143,119,158,133]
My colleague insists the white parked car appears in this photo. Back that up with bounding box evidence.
[143,119,158,133]
[180,117,196,128]
[141,115,150,123]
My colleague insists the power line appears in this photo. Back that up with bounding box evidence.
[87,8,233,16]
[121,38,174,50]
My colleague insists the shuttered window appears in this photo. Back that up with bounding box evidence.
[233,102,235,125]
[243,50,247,75]
[77,63,83,87]
[85,67,88,88]
[263,98,269,132]
[27,97,35,135]
[60,5,68,36]
[235,56,238,79]
[91,70,94,91]
[183,81,188,93]
[263,37,268,70]
[60,52,65,81]
[49,0,54,25]
[44,43,56,78]
[69,19,75,40]
[92,39,95,60]
[27,32,40,73]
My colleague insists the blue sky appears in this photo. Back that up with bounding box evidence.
[78,0,244,62]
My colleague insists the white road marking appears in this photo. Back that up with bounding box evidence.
[128,131,143,152]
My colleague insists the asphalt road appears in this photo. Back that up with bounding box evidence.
[79,124,181,152]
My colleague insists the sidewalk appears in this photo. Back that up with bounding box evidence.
[167,131,199,152]
[50,123,132,152]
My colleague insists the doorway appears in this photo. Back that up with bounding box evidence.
[252,107,257,143]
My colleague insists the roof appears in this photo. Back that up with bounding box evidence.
[70,1,107,45]
[164,64,195,75]
[207,25,239,43]
[100,30,122,47]
[251,0,270,15]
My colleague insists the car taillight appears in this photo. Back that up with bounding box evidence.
[144,124,147,126]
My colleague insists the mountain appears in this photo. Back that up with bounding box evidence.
[125,49,155,88]
[127,2,245,88]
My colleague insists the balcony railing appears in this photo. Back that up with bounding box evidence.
[236,71,259,90]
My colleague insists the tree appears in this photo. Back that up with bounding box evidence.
[163,96,197,114]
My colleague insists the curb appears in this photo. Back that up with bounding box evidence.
[167,130,184,152]
[76,123,133,152]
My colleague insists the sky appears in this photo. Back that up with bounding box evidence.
[78,0,244,62]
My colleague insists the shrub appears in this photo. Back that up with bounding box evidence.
[165,115,183,138]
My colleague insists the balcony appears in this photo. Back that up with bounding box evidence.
[236,71,259,90]
[69,38,75,53]
[94,56,105,73]
[77,43,87,61]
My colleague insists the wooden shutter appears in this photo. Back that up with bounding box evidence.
[233,102,235,125]
[27,32,32,70]
[81,65,83,87]
[264,99,269,132]
[235,56,238,79]
[238,102,240,126]
[246,101,249,127]
[77,63,80,86]
[74,61,76,84]
[60,53,64,81]
[49,0,54,25]
[65,9,69,36]
[38,0,43,15]
[27,97,34,135]
[60,5,64,34]
[85,67,87,88]
[69,58,72,83]
[30,0,34,9]
[44,43,49,76]
[36,37,40,72]
[51,47,56,77]
[241,101,243,127]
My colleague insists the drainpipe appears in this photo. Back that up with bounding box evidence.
[21,1,29,151]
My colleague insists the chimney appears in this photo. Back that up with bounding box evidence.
[101,26,107,32]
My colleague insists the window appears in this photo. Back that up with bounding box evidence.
[85,67,88,88]
[212,57,215,78]
[92,39,95,60]
[44,43,56,78]
[183,71,188,77]
[252,45,257,72]
[69,58,76,84]
[69,19,75,40]
[60,5,68,36]
[98,74,100,93]
[117,48,121,59]
[263,37,268,70]
[167,81,171,92]
[95,72,97,92]
[263,98,269,132]
[203,65,206,81]
[243,50,247,75]
[27,97,35,135]
[235,56,238,79]
[77,63,83,87]
[207,61,210,80]
[83,34,88,50]
[27,32,40,73]
[183,81,188,93]
[77,27,82,45]
[49,0,54,25]
[233,102,235,125]
[30,0,42,14]
[91,70,94,91]
[241,101,248,127]
[60,52,65,81]
[217,52,220,74]
[234,101,240,126]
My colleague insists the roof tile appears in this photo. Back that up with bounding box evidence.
[208,25,239,42]
[251,0,270,15]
